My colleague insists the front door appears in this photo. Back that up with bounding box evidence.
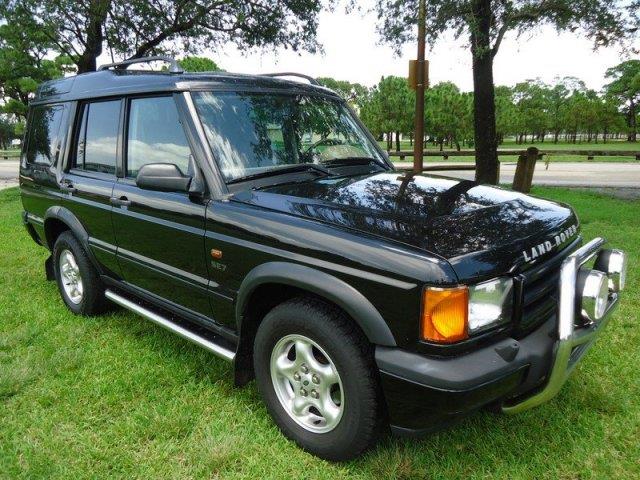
[111,94,212,318]
[62,99,121,276]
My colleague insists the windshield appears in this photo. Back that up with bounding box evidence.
[193,92,386,182]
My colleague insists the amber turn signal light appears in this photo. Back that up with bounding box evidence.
[421,286,469,343]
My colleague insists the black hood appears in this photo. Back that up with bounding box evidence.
[231,172,580,281]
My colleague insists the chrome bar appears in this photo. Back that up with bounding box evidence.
[105,290,235,362]
[502,237,616,414]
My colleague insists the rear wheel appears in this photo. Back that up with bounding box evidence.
[254,297,385,461]
[53,231,108,315]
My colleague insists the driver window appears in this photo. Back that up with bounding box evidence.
[126,96,191,178]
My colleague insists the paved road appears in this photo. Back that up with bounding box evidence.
[1,160,19,190]
[2,159,640,190]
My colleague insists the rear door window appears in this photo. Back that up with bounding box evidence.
[74,100,121,175]
[126,96,191,178]
[26,104,65,166]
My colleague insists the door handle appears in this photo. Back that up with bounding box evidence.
[60,181,77,194]
[110,196,132,207]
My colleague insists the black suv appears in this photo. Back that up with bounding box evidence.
[20,56,627,461]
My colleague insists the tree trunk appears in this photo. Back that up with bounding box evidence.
[629,100,637,142]
[76,0,110,73]
[470,0,499,184]
[395,131,400,151]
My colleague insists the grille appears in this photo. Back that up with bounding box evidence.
[513,240,579,336]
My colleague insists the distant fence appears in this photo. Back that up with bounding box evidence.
[387,148,640,162]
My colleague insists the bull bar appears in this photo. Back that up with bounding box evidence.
[502,237,620,414]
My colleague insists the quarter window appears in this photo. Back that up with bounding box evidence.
[26,104,65,166]
[126,96,191,178]
[74,100,120,175]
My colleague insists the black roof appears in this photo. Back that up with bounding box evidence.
[33,69,339,105]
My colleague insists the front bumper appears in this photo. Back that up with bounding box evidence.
[377,237,621,434]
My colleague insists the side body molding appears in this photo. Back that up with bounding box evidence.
[236,262,397,347]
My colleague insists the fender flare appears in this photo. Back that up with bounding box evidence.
[236,262,397,347]
[43,206,101,272]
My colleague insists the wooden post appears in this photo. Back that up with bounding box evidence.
[512,147,539,193]
[412,0,426,173]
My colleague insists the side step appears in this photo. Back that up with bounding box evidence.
[105,290,235,362]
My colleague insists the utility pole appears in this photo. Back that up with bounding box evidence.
[413,0,426,173]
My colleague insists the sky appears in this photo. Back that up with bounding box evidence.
[206,4,634,92]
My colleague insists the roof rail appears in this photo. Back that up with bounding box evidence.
[260,72,319,86]
[98,55,184,74]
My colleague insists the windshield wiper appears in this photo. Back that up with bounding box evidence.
[227,163,331,185]
[321,157,386,168]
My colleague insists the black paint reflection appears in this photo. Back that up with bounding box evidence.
[26,105,64,166]
[232,172,578,281]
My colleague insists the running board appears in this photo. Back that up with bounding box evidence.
[105,290,235,362]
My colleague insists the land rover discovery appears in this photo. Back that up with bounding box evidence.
[19,56,627,461]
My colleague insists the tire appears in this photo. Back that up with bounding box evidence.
[253,296,385,461]
[53,231,108,315]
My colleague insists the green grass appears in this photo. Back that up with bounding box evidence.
[1,186,639,479]
[380,140,640,164]
[0,149,19,158]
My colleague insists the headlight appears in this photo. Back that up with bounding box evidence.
[468,277,513,333]
[421,278,513,343]
[577,269,609,323]
[594,249,627,292]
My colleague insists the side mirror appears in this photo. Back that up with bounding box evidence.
[136,163,191,192]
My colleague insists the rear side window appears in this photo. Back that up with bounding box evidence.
[126,96,191,177]
[26,104,65,166]
[74,100,120,174]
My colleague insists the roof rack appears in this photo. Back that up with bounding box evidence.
[260,72,319,86]
[98,55,184,74]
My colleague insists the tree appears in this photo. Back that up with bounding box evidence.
[374,0,634,184]
[2,0,326,73]
[0,12,73,119]
[178,56,220,72]
[425,82,470,150]
[605,60,640,142]
[512,80,550,143]
[316,77,370,110]
[376,76,414,151]
[0,116,19,149]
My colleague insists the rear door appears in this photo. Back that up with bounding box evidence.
[61,99,122,276]
[20,103,68,222]
[111,94,212,318]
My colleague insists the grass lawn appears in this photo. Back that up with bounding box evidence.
[1,186,638,479]
[0,149,19,158]
[380,140,640,164]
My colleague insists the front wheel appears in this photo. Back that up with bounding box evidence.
[253,297,385,461]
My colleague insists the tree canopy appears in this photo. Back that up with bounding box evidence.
[0,13,72,119]
[1,0,326,73]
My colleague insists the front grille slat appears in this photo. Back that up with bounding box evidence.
[514,241,579,336]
